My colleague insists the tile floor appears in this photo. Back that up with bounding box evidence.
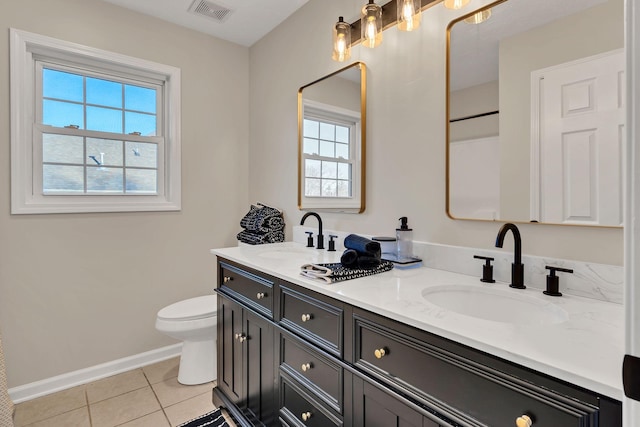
[12,357,232,427]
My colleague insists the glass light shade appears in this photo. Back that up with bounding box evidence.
[464,8,492,24]
[332,17,352,62]
[443,0,470,10]
[361,0,382,48]
[397,0,421,31]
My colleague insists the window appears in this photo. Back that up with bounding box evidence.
[300,101,362,211]
[10,29,181,214]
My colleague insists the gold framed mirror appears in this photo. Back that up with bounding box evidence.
[446,0,623,227]
[298,62,367,213]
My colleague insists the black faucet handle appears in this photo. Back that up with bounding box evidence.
[328,235,338,252]
[473,255,495,283]
[305,231,314,248]
[544,265,574,296]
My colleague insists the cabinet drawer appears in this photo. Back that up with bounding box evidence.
[355,315,599,426]
[280,286,343,356]
[219,262,273,318]
[280,333,343,413]
[279,373,342,427]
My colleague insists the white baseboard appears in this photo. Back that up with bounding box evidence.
[8,343,182,403]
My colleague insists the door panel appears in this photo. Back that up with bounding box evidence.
[536,49,624,226]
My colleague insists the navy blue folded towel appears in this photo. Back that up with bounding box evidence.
[341,249,382,269]
[340,249,359,267]
[344,234,381,258]
[341,235,383,269]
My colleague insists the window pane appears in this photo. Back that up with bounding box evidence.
[319,141,335,157]
[336,143,349,159]
[320,123,335,141]
[303,120,319,138]
[125,85,156,113]
[86,106,123,133]
[337,180,351,197]
[126,169,157,193]
[86,77,122,108]
[337,163,351,180]
[43,69,83,102]
[43,164,84,192]
[336,126,349,143]
[321,161,337,179]
[87,138,123,166]
[43,134,84,164]
[322,179,337,197]
[305,159,321,178]
[125,112,156,136]
[303,138,318,155]
[305,178,321,197]
[87,167,123,192]
[43,100,84,128]
[126,142,157,168]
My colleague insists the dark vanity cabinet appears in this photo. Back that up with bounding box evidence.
[214,258,622,427]
[216,263,277,426]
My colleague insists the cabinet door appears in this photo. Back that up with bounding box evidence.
[244,309,276,425]
[218,295,244,405]
[353,377,446,427]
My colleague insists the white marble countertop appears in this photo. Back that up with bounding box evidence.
[210,242,624,401]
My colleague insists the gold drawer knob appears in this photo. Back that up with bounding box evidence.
[301,313,312,322]
[301,411,312,421]
[223,276,232,283]
[374,348,387,359]
[301,362,312,372]
[516,415,532,427]
[256,292,266,299]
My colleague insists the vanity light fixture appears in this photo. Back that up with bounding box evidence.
[397,0,421,31]
[464,8,492,24]
[332,0,474,60]
[332,16,352,62]
[361,0,383,48]
[443,0,470,10]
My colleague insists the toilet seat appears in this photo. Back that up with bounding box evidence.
[157,295,217,321]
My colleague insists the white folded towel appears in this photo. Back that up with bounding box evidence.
[300,264,333,284]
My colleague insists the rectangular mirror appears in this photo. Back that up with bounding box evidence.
[298,62,366,213]
[447,0,623,226]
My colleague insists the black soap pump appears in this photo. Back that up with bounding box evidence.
[396,217,413,260]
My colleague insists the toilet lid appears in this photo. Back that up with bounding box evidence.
[157,295,218,321]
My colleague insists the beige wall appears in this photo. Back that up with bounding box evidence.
[303,74,361,112]
[0,0,249,387]
[499,0,624,220]
[249,0,623,269]
[449,80,499,142]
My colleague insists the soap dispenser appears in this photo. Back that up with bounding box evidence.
[396,217,413,260]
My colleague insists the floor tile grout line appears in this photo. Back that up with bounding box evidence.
[147,377,173,426]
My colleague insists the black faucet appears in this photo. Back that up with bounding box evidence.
[300,212,324,249]
[495,223,525,289]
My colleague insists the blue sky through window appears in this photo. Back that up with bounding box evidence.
[42,68,158,136]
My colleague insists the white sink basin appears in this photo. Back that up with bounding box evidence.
[421,285,569,325]
[257,248,317,260]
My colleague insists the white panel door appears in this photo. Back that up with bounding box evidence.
[537,50,625,226]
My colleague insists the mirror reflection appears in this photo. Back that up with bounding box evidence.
[298,62,366,213]
[447,0,623,226]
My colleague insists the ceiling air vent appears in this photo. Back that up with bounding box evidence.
[188,0,234,23]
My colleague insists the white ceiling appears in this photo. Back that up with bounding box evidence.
[100,0,310,47]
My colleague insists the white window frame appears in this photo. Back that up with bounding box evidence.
[300,99,362,212]
[10,28,181,214]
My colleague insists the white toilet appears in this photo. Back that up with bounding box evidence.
[155,294,218,385]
